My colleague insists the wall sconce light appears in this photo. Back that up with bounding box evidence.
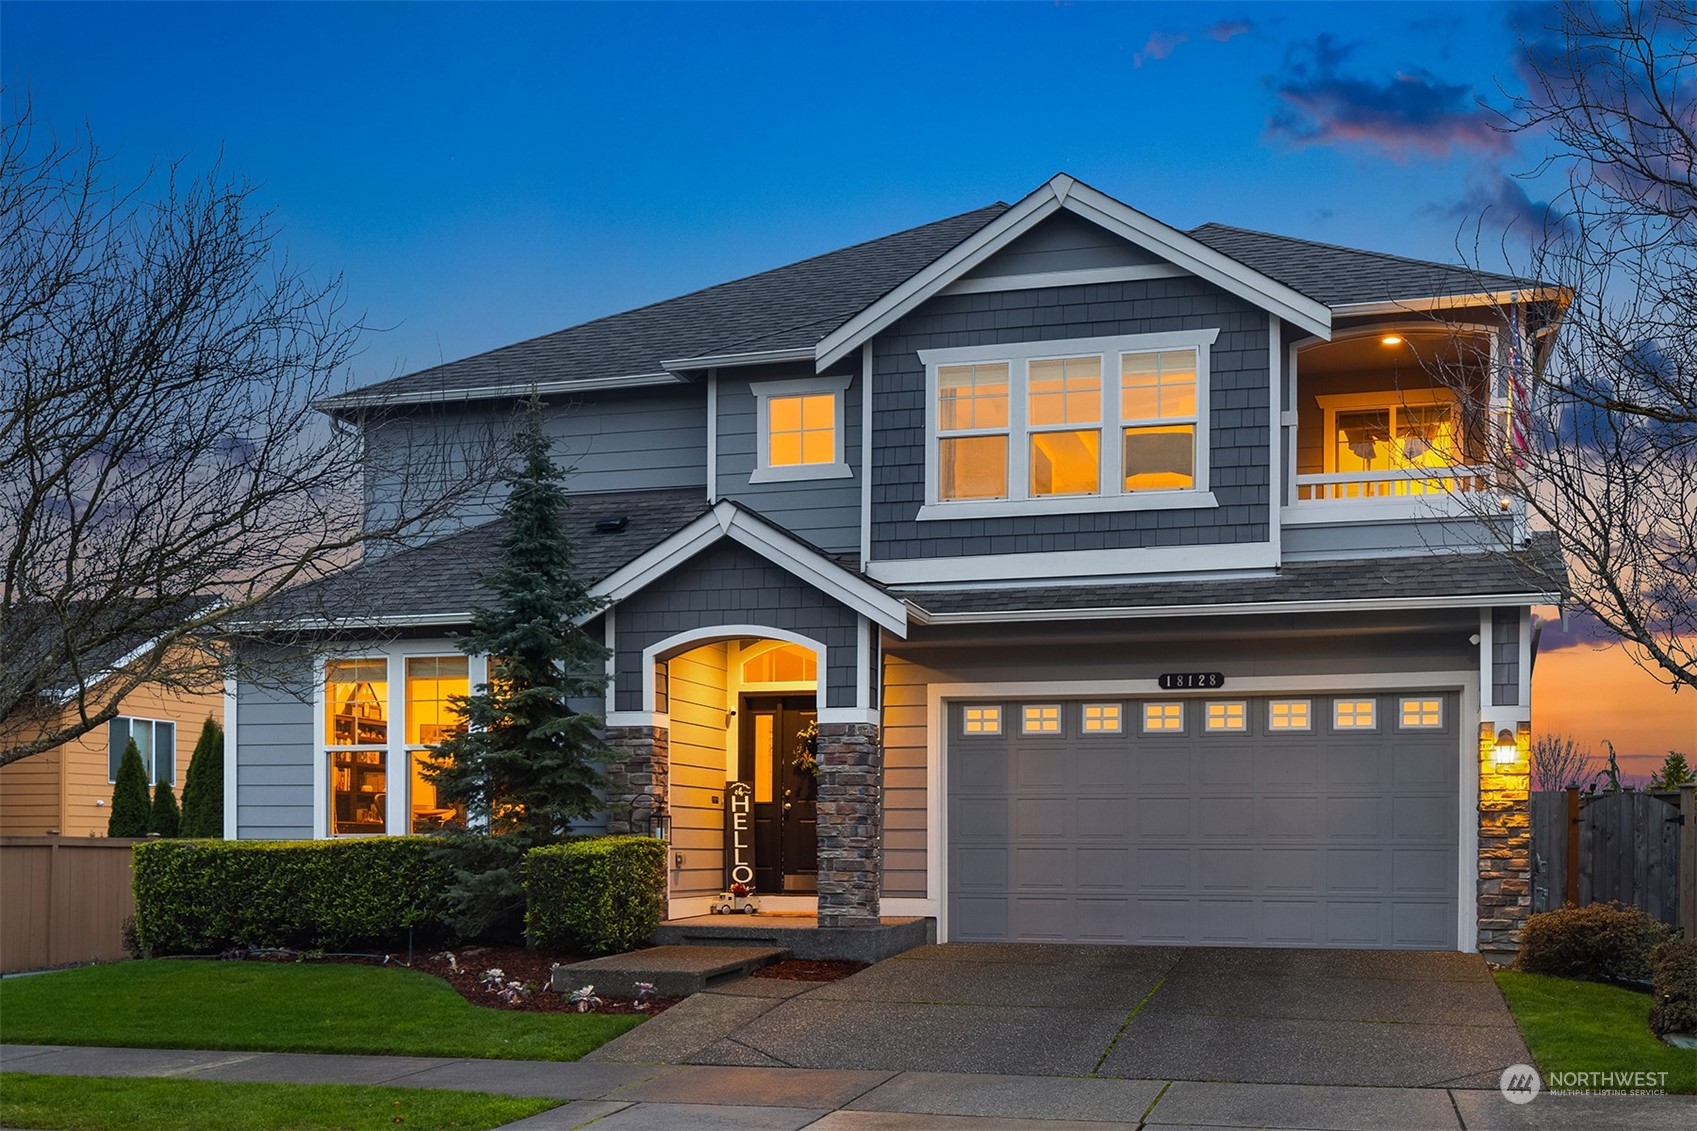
[1494,728,1519,764]
[649,809,671,841]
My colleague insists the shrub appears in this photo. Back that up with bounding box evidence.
[1649,937,1697,1035]
[178,717,225,838]
[524,836,667,956]
[1517,902,1673,981]
[132,837,453,955]
[107,739,151,837]
[148,779,180,837]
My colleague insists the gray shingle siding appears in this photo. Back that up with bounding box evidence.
[870,276,1271,562]
[1492,606,1521,707]
[716,372,861,554]
[614,542,860,711]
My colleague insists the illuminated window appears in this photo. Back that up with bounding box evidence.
[406,657,468,832]
[326,659,389,836]
[938,362,1011,500]
[1120,350,1197,490]
[923,331,1215,513]
[1318,389,1465,488]
[1334,698,1377,730]
[1142,702,1185,732]
[1205,701,1247,732]
[1082,703,1123,733]
[1022,705,1062,734]
[753,376,849,482]
[741,643,818,684]
[963,705,1002,735]
[1268,700,1312,731]
[1399,697,1443,729]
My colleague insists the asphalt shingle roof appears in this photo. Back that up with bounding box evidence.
[267,488,708,624]
[900,533,1567,618]
[1187,223,1540,308]
[320,205,1009,409]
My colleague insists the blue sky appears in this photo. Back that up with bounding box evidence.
[5,1,1690,766]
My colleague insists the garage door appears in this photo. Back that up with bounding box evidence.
[947,693,1460,949]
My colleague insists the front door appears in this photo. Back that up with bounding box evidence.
[738,695,818,894]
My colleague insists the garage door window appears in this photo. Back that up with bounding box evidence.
[1399,697,1443,728]
[1205,701,1247,732]
[962,705,1002,735]
[1268,699,1312,730]
[1333,698,1377,730]
[1022,705,1063,734]
[1082,703,1122,733]
[1142,702,1184,732]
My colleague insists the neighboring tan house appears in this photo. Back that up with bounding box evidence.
[230,174,1565,957]
[0,643,222,837]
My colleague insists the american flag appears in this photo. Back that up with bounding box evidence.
[1507,306,1531,467]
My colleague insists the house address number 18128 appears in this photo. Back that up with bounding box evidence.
[1158,672,1226,690]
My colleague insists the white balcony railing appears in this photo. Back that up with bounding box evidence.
[1293,466,1493,503]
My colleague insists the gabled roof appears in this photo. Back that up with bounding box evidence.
[1188,223,1546,311]
[319,205,1008,413]
[901,534,1567,623]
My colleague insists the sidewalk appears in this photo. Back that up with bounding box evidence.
[2,1043,1689,1130]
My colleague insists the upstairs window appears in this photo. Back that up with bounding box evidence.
[752,375,851,483]
[923,330,1217,516]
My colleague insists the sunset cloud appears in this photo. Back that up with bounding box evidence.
[1265,35,1512,161]
[1134,17,1254,67]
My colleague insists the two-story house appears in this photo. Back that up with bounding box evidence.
[228,175,1564,957]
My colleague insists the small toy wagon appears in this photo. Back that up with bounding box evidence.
[711,881,759,915]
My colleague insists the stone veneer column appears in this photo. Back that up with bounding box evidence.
[602,726,670,837]
[814,722,883,928]
[1477,721,1532,958]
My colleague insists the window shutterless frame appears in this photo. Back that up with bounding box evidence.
[750,374,853,483]
[918,329,1220,519]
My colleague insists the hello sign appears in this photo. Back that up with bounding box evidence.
[725,782,755,888]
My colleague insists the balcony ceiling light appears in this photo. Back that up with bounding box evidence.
[1381,335,1404,346]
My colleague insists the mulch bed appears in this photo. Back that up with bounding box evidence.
[234,945,867,1014]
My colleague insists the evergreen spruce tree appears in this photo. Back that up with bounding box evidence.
[149,778,180,837]
[179,717,225,837]
[427,398,610,939]
[107,739,152,837]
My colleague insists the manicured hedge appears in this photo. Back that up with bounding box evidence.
[132,838,453,955]
[524,836,667,956]
[1517,901,1673,982]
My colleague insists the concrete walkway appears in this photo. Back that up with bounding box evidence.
[2,1043,1689,1130]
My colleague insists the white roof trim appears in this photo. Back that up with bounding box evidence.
[906,591,1558,626]
[319,371,684,413]
[1331,289,1565,318]
[592,500,909,636]
[816,173,1334,369]
[662,346,815,371]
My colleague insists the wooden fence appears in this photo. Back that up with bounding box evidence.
[1531,786,1695,938]
[0,836,140,973]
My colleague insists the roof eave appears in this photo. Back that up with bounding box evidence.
[314,372,686,417]
[907,590,1563,626]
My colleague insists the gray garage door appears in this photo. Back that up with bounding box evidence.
[947,693,1460,949]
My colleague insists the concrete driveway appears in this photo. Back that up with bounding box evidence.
[595,943,1531,1089]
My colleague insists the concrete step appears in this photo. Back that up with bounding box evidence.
[651,915,936,962]
[548,944,787,998]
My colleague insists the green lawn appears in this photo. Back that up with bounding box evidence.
[0,960,641,1061]
[0,1074,558,1131]
[1495,970,1697,1094]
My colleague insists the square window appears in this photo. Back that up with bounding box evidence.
[1022,705,1062,734]
[1205,701,1247,732]
[1334,699,1377,729]
[1142,702,1184,732]
[1268,699,1312,731]
[963,705,1002,735]
[1082,703,1122,733]
[767,392,836,467]
[1399,697,1443,729]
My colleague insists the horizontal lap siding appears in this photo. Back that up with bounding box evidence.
[718,374,861,554]
[0,749,62,836]
[236,665,314,840]
[870,276,1271,561]
[668,644,729,898]
[882,651,936,898]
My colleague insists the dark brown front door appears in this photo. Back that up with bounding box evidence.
[737,695,817,894]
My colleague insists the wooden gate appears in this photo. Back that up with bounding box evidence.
[1531,786,1694,937]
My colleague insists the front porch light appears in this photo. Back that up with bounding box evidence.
[1494,728,1519,763]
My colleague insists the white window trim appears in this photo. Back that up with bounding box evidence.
[1020,704,1064,735]
[919,329,1219,520]
[1141,701,1187,734]
[109,716,177,786]
[1399,696,1445,730]
[1267,699,1314,732]
[1331,697,1379,732]
[1316,387,1462,476]
[750,374,852,484]
[1081,703,1124,733]
[1204,700,1249,733]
